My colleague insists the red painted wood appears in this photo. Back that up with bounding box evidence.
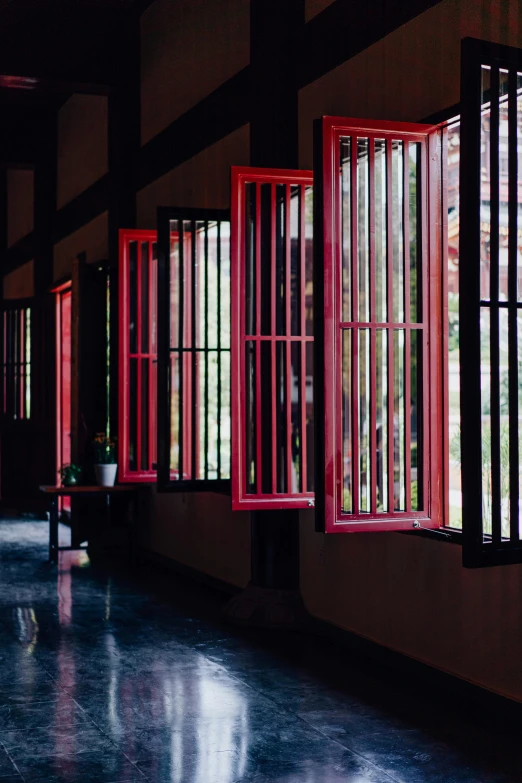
[403,141,412,512]
[136,240,143,476]
[285,185,292,494]
[231,167,314,511]
[350,137,359,515]
[386,139,395,515]
[369,139,377,515]
[118,229,157,483]
[319,116,443,533]
[254,184,263,494]
[270,183,277,495]
[299,183,308,494]
[441,127,450,527]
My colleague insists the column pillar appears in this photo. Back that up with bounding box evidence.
[222,0,308,628]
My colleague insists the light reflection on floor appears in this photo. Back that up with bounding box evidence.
[0,519,519,783]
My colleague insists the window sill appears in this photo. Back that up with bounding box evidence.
[402,526,462,544]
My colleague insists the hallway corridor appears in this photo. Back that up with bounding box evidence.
[0,519,519,783]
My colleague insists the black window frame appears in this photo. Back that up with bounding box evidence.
[156,206,232,494]
[460,37,522,567]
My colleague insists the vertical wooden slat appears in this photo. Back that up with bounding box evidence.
[255,187,263,493]
[386,139,395,511]
[369,139,377,514]
[19,309,24,419]
[148,240,154,472]
[300,184,308,493]
[271,184,277,494]
[191,221,197,481]
[178,222,185,480]
[285,185,293,493]
[403,141,412,512]
[351,136,360,514]
[507,68,520,543]
[217,221,222,479]
[460,41,486,565]
[204,223,209,480]
[489,66,502,545]
[421,138,430,516]
[441,127,450,525]
[157,218,171,487]
[136,243,142,474]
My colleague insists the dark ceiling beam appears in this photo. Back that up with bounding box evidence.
[2,0,451,276]
[299,0,446,87]
[0,128,39,169]
[3,233,34,277]
[138,67,251,192]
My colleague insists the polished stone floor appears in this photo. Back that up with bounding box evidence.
[0,518,520,783]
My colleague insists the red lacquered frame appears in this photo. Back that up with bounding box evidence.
[231,166,315,511]
[317,117,443,533]
[53,280,72,510]
[118,229,158,482]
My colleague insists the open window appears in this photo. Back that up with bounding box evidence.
[460,39,522,566]
[2,301,31,421]
[314,117,443,533]
[231,167,314,510]
[118,230,158,482]
[156,207,231,492]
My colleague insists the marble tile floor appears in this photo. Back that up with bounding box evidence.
[0,518,519,783]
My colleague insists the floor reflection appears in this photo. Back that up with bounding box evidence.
[0,519,520,783]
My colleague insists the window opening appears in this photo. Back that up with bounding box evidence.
[2,303,31,421]
[157,208,231,492]
[231,167,314,510]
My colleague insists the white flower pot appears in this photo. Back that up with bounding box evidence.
[95,463,118,487]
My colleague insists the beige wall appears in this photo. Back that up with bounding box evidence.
[299,0,522,168]
[137,124,250,227]
[141,0,250,145]
[136,123,250,586]
[57,94,108,209]
[296,0,522,705]
[7,170,33,248]
[141,490,251,588]
[134,0,522,703]
[3,260,34,300]
[53,211,108,282]
[300,514,522,703]
[27,0,522,703]
[305,0,336,22]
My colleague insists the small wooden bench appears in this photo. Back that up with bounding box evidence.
[39,485,142,564]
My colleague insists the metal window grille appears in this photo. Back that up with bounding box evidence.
[157,207,231,492]
[2,303,31,420]
[460,38,522,567]
[314,117,443,533]
[231,167,315,510]
[119,230,158,482]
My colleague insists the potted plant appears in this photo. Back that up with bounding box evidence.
[93,433,118,487]
[59,463,82,487]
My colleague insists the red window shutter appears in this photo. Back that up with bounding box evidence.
[314,117,443,533]
[231,167,315,510]
[118,229,158,482]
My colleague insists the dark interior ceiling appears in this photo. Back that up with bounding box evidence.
[0,0,146,168]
